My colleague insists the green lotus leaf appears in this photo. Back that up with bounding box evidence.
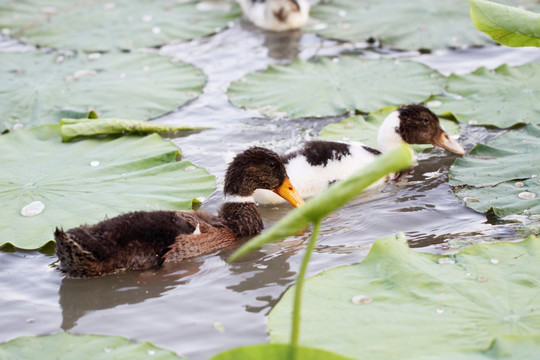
[0,51,206,132]
[0,125,215,250]
[319,105,461,152]
[449,124,540,217]
[0,0,240,51]
[210,343,352,360]
[227,57,445,118]
[308,0,540,50]
[429,63,540,128]
[60,117,209,142]
[268,233,540,360]
[0,332,185,359]
[470,0,540,47]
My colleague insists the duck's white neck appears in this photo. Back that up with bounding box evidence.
[223,194,255,204]
[377,111,404,153]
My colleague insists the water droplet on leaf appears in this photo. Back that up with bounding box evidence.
[21,201,45,217]
[477,275,488,282]
[490,258,499,264]
[90,160,100,167]
[185,166,196,172]
[518,191,536,200]
[352,295,372,305]
[515,182,524,188]
[438,257,455,265]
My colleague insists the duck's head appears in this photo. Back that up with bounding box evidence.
[224,147,304,207]
[378,104,465,155]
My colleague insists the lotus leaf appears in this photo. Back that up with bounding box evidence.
[0,332,184,359]
[60,117,208,142]
[0,125,215,250]
[227,57,445,118]
[470,0,540,47]
[429,63,540,128]
[268,233,540,360]
[319,105,461,152]
[308,0,540,50]
[210,343,352,360]
[449,124,540,217]
[0,51,206,132]
[0,0,240,51]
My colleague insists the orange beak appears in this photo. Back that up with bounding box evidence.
[431,130,465,155]
[273,177,305,208]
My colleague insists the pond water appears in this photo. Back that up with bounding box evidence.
[1,21,540,360]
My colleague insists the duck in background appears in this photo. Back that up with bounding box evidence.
[254,104,465,204]
[237,0,310,31]
[55,147,304,277]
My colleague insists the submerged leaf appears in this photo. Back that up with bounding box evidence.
[429,63,540,128]
[0,0,241,51]
[269,233,540,359]
[210,343,352,360]
[60,117,209,142]
[319,105,461,152]
[0,332,185,359]
[449,124,540,217]
[0,125,215,250]
[0,51,206,132]
[470,0,540,47]
[227,57,445,118]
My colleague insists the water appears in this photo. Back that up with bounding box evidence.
[1,22,540,359]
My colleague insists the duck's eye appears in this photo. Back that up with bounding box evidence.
[268,161,277,168]
[422,117,430,123]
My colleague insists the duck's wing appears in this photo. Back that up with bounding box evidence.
[163,213,236,264]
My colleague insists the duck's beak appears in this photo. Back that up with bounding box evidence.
[273,177,305,208]
[431,130,465,155]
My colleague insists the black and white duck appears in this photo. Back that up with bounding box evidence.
[254,104,465,204]
[55,147,304,277]
[237,0,310,31]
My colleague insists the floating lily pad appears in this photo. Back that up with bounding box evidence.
[470,0,540,47]
[429,63,540,128]
[210,343,352,360]
[0,0,241,51]
[449,124,540,217]
[0,125,215,250]
[0,51,206,132]
[0,332,185,359]
[60,117,208,142]
[268,233,540,360]
[319,105,461,152]
[308,0,540,50]
[227,57,445,118]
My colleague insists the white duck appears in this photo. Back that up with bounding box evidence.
[237,0,310,31]
[254,104,465,204]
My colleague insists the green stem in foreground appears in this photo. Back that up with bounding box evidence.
[289,220,321,360]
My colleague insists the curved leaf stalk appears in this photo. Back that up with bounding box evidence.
[289,220,321,360]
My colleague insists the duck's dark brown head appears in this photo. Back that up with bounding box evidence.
[224,147,304,207]
[397,104,465,155]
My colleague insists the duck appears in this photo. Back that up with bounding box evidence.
[237,0,310,31]
[55,147,304,277]
[253,104,466,204]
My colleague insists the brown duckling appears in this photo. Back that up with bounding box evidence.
[55,147,304,277]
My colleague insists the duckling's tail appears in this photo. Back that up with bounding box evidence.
[55,228,98,277]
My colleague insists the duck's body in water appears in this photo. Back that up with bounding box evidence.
[55,147,304,277]
[237,0,310,31]
[254,104,466,204]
